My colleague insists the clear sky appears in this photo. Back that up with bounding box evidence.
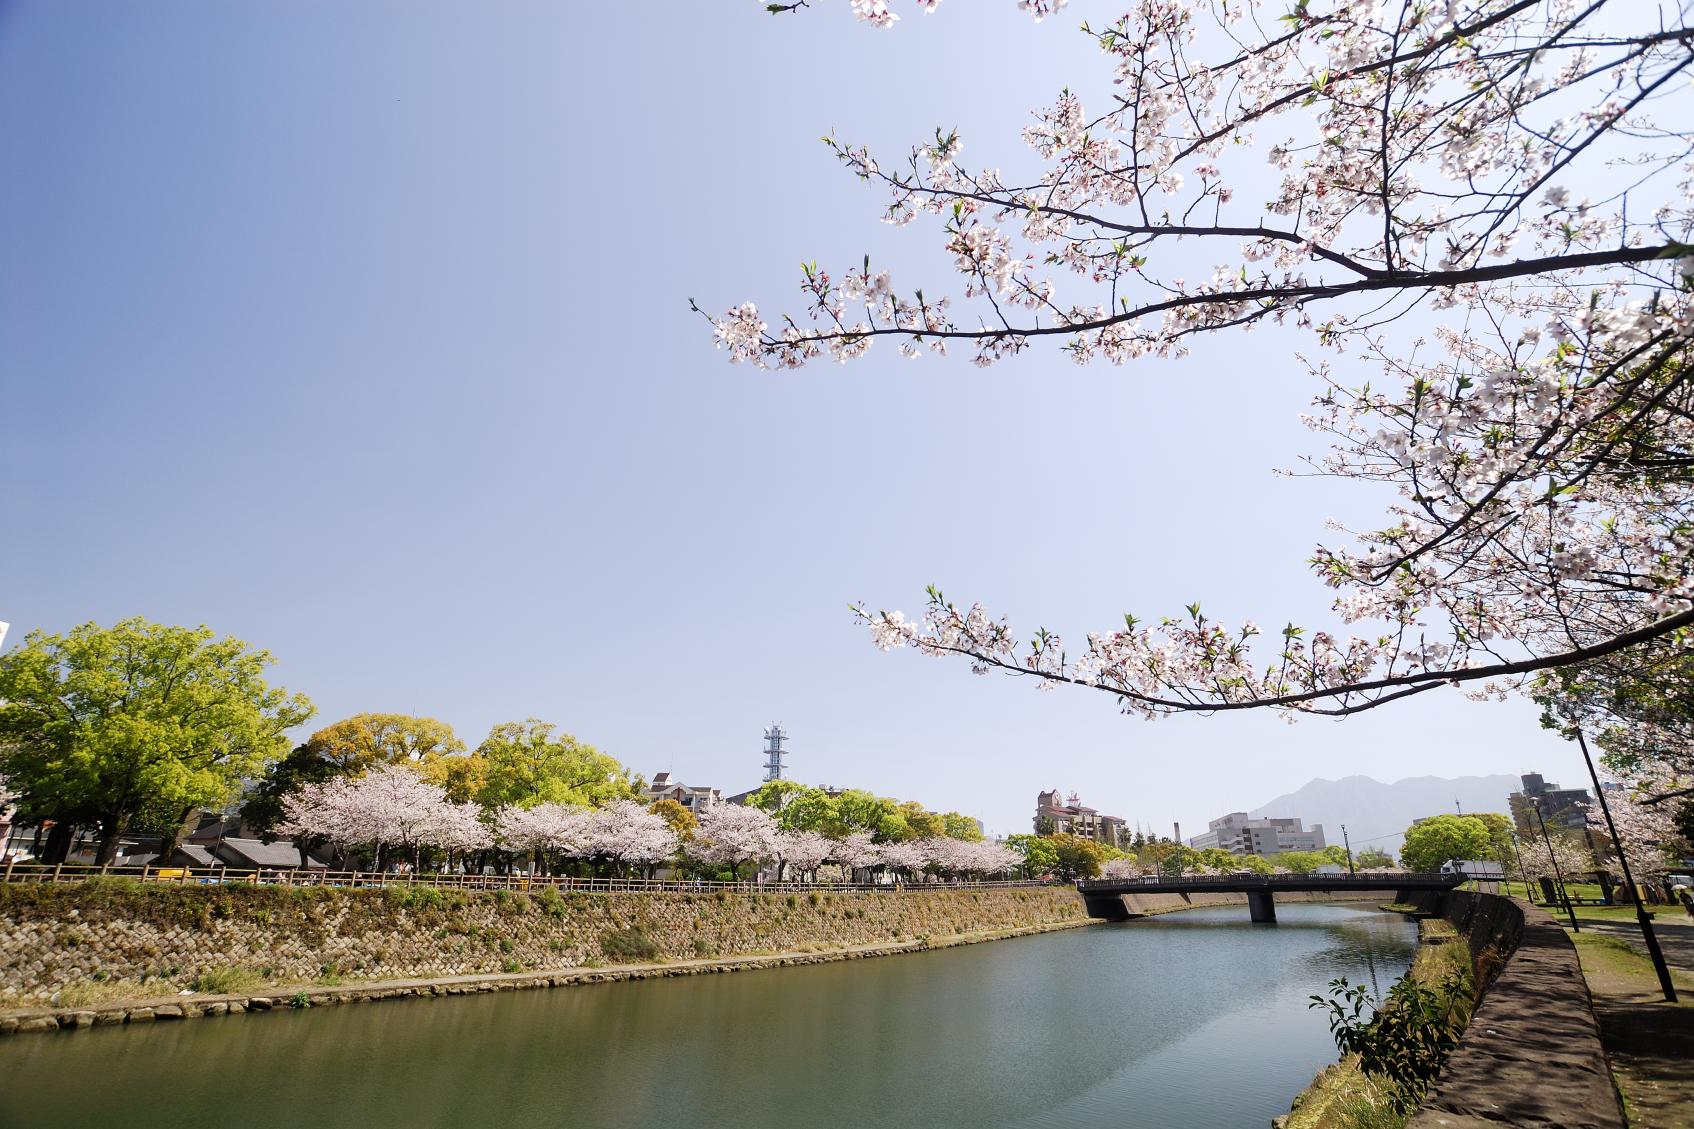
[0,1,1584,841]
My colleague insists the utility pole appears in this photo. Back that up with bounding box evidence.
[1455,797,1463,815]
[1341,824,1356,876]
[1574,728,1677,1002]
[1534,798,1580,933]
[1173,823,1182,877]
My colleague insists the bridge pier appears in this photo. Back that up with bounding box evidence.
[1248,891,1277,924]
[1081,891,1133,922]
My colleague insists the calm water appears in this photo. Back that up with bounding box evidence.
[0,904,1414,1129]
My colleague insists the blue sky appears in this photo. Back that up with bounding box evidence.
[0,1,1582,839]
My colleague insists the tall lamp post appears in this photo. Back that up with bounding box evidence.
[1509,829,1535,905]
[1533,798,1581,933]
[1573,729,1677,1003]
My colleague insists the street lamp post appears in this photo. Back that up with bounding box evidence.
[1509,829,1534,905]
[1533,798,1580,933]
[1573,728,1677,1003]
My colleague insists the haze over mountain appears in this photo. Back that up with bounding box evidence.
[1247,774,1524,859]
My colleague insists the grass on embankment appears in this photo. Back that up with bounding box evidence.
[1277,918,1474,1129]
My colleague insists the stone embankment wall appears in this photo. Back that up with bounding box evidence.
[1406,891,1625,1129]
[0,880,1088,1011]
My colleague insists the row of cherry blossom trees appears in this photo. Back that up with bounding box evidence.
[276,764,1020,880]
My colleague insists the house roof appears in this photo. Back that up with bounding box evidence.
[172,844,219,866]
[216,838,326,869]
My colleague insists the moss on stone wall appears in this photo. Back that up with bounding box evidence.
[0,881,1086,1006]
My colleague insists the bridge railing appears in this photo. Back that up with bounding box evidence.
[1075,870,1459,889]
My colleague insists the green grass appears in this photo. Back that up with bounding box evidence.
[190,966,262,994]
[1570,932,1694,992]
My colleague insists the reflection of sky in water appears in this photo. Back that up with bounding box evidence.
[0,905,1415,1129]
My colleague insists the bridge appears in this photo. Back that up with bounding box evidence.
[1075,871,1466,923]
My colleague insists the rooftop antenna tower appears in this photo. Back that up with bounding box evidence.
[762,723,789,783]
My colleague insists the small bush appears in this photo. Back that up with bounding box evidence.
[192,967,260,994]
[600,927,660,963]
[498,937,514,954]
[501,958,523,973]
[290,991,312,1009]
[535,887,568,918]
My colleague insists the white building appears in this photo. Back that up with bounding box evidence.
[644,772,722,815]
[1187,812,1326,856]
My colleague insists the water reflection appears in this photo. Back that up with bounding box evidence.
[0,904,1414,1129]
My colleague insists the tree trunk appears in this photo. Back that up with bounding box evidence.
[43,823,74,865]
[96,814,129,866]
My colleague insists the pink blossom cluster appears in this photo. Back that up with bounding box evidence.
[279,765,490,864]
[756,1,1694,716]
[1588,770,1691,881]
[832,0,1063,29]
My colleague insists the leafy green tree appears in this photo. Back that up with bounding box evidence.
[1049,833,1105,880]
[1356,847,1396,869]
[1195,847,1236,871]
[1276,851,1325,874]
[649,799,698,839]
[832,789,903,841]
[1005,833,1059,879]
[940,812,984,841]
[1233,853,1274,875]
[0,618,313,863]
[747,779,806,815]
[241,742,344,839]
[297,712,464,771]
[469,719,639,810]
[243,713,464,837]
[1468,812,1516,865]
[895,800,945,840]
[1400,815,1493,872]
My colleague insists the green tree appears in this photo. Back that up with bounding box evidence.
[297,712,464,772]
[1004,833,1059,879]
[1049,833,1105,880]
[1276,850,1325,874]
[895,800,945,840]
[747,779,806,815]
[1469,813,1516,865]
[470,719,639,810]
[240,742,344,839]
[1356,847,1396,869]
[1399,815,1493,872]
[243,713,465,837]
[1234,854,1274,875]
[940,812,984,841]
[0,618,314,864]
[832,789,903,840]
[649,799,698,839]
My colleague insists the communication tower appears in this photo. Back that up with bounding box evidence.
[762,723,789,782]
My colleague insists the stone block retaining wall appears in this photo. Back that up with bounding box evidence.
[1406,891,1625,1129]
[0,881,1087,1010]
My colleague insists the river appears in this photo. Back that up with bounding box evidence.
[0,903,1415,1129]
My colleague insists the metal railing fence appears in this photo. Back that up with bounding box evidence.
[0,859,1053,894]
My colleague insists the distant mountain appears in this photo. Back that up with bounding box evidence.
[1247,774,1522,859]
